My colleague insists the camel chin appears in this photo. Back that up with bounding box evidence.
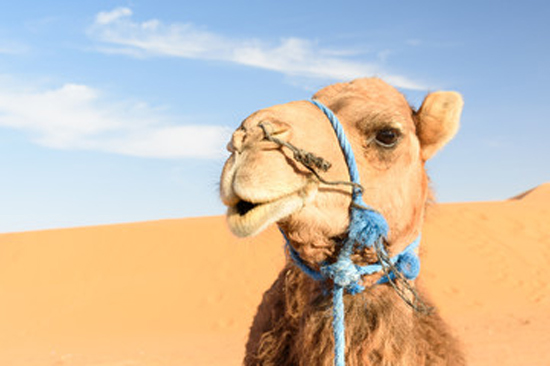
[226,183,318,237]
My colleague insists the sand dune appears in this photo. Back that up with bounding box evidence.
[0,184,549,365]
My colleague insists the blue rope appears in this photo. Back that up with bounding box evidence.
[310,100,362,200]
[283,99,421,366]
[286,235,421,284]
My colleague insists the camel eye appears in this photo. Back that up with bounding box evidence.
[374,128,400,148]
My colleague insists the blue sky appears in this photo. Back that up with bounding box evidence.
[1,1,549,232]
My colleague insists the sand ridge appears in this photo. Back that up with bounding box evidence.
[0,185,549,365]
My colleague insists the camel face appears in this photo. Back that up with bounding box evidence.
[220,78,462,263]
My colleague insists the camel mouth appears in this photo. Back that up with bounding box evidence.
[227,195,303,238]
[235,200,259,216]
[226,184,318,238]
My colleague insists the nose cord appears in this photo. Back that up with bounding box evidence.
[258,122,363,192]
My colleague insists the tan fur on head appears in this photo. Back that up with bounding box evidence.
[415,92,464,161]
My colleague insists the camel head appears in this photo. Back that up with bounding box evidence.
[220,78,463,265]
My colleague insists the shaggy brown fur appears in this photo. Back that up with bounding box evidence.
[245,264,465,366]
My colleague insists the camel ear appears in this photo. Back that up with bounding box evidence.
[415,91,463,160]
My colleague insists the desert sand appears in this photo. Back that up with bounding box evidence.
[1,184,549,365]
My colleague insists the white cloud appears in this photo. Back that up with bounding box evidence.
[95,7,133,25]
[88,7,426,90]
[0,80,230,159]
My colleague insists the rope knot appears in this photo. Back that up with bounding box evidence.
[348,206,389,250]
[320,257,365,294]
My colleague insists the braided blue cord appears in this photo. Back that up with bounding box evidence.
[332,285,345,366]
[282,100,421,366]
[310,99,362,200]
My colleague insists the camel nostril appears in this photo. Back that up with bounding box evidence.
[229,129,246,152]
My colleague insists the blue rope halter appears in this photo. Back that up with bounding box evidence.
[284,99,421,366]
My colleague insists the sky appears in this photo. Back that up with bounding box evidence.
[0,0,549,233]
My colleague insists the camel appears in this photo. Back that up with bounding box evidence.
[220,78,465,365]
